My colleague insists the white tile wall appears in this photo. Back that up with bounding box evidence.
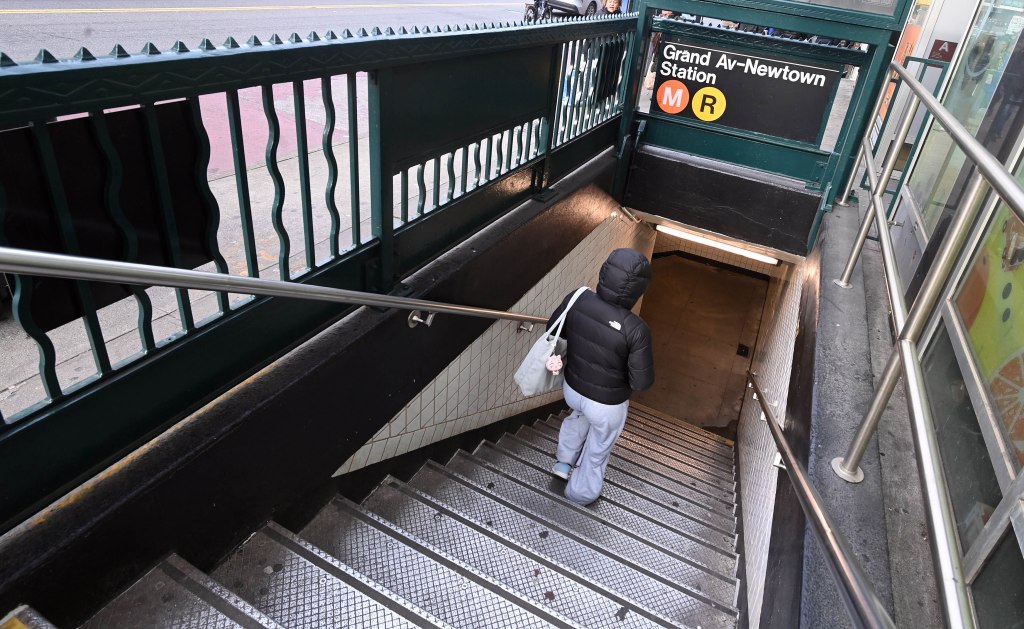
[738,259,807,628]
[653,230,790,278]
[333,213,655,476]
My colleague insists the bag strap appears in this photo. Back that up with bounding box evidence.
[548,286,589,340]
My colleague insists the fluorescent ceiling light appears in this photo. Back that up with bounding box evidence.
[655,225,779,265]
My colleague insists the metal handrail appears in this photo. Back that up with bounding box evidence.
[828,58,1012,628]
[0,247,548,325]
[747,372,896,629]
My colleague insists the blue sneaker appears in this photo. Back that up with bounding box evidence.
[551,461,572,480]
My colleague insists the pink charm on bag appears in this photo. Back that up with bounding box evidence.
[545,354,563,375]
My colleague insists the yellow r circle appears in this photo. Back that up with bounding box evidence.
[692,87,726,122]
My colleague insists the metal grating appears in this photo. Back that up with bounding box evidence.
[461,446,739,602]
[211,526,434,629]
[84,556,280,629]
[627,407,735,452]
[492,434,738,554]
[363,479,667,629]
[517,424,737,523]
[538,418,737,498]
[407,462,736,629]
[300,498,555,628]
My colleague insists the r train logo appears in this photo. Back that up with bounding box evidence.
[657,80,726,121]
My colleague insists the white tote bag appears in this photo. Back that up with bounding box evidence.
[514,287,589,396]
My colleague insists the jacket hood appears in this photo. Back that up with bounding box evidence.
[597,248,652,309]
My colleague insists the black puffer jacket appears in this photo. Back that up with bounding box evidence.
[549,248,655,404]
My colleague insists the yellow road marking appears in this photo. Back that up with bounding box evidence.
[0,3,523,15]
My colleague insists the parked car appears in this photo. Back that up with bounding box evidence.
[546,0,599,16]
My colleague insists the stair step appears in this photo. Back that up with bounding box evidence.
[626,407,733,456]
[625,414,736,464]
[363,477,676,629]
[515,425,736,528]
[442,450,740,614]
[84,554,281,629]
[538,418,736,498]
[1,605,57,628]
[525,423,737,512]
[407,461,738,629]
[212,523,445,628]
[491,434,738,554]
[300,496,568,628]
[463,444,739,587]
[616,424,736,478]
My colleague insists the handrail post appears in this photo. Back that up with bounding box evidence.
[833,170,988,482]
[835,95,923,288]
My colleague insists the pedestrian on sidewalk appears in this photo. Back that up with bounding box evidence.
[548,248,654,505]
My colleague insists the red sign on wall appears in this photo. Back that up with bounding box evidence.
[928,40,958,62]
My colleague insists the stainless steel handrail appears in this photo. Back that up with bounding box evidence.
[748,372,896,629]
[828,58,1002,629]
[0,247,549,325]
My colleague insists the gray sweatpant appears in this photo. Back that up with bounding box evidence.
[557,382,629,505]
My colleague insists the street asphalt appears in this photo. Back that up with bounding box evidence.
[0,0,533,62]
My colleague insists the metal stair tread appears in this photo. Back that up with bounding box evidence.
[300,495,568,628]
[492,433,738,553]
[626,406,735,454]
[441,450,740,612]
[529,422,737,508]
[629,402,735,447]
[623,414,736,463]
[474,441,738,578]
[615,425,736,478]
[84,554,282,629]
[212,523,445,629]
[362,477,674,629]
[540,418,737,495]
[515,425,737,526]
[406,461,738,629]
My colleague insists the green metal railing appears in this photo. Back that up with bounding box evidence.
[0,15,634,532]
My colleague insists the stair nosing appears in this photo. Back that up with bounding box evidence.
[471,442,739,579]
[371,477,687,629]
[490,434,739,549]
[629,402,735,443]
[163,554,283,629]
[517,424,738,521]
[624,416,736,462]
[530,421,737,506]
[420,459,740,620]
[618,425,737,474]
[502,431,738,535]
[614,430,737,483]
[627,406,735,449]
[253,522,454,629]
[327,497,584,629]
[544,420,737,487]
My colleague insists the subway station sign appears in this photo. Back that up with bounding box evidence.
[651,36,841,144]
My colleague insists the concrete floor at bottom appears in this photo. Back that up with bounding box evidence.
[632,253,768,430]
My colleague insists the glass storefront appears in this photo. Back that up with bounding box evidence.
[906,0,1024,238]
[972,530,1024,628]
[955,204,1024,469]
[925,327,1003,552]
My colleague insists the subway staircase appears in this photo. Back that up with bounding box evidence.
[8,403,743,628]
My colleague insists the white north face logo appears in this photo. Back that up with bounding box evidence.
[609,321,622,330]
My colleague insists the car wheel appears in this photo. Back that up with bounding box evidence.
[584,1,597,15]
[524,4,538,20]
